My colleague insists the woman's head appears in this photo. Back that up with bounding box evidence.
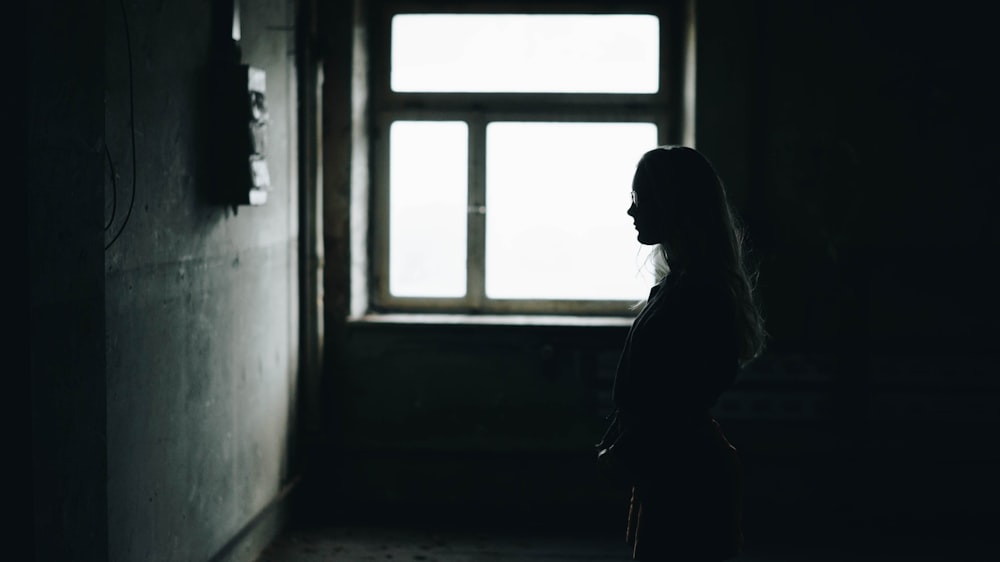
[628,146,731,268]
[628,145,767,365]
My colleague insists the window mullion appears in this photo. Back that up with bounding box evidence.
[466,116,486,309]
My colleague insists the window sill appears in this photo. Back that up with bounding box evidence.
[348,312,633,328]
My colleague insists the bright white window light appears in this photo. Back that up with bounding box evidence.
[389,121,468,297]
[391,14,659,93]
[485,122,658,300]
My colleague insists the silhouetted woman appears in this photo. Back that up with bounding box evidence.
[596,146,766,561]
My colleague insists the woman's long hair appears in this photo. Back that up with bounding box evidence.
[636,146,767,366]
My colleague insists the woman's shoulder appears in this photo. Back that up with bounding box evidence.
[649,270,731,327]
[665,269,728,303]
[640,271,736,348]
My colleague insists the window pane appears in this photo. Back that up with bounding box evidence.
[392,14,659,93]
[486,122,658,300]
[389,121,468,297]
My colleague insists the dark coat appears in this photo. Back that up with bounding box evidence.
[600,269,744,561]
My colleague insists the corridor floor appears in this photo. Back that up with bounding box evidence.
[256,524,993,561]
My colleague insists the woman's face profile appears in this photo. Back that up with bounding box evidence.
[627,167,660,245]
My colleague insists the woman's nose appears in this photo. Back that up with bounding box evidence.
[627,204,636,217]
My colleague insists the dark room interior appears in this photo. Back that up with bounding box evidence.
[25,0,998,560]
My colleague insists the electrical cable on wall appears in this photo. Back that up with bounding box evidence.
[105,0,136,251]
[104,143,118,231]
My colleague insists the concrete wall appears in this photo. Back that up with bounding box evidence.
[28,0,303,556]
[322,0,999,545]
[328,321,628,531]
[699,0,998,541]
[102,0,298,559]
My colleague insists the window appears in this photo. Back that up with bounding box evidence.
[367,2,690,315]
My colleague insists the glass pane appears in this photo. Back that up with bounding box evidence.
[389,121,468,297]
[392,14,659,93]
[486,122,658,300]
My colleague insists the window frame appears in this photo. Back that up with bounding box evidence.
[367,0,690,316]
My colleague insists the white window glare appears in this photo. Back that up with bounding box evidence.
[391,14,659,93]
[389,121,469,297]
[485,122,659,300]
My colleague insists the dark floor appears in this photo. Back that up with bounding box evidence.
[257,523,994,561]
